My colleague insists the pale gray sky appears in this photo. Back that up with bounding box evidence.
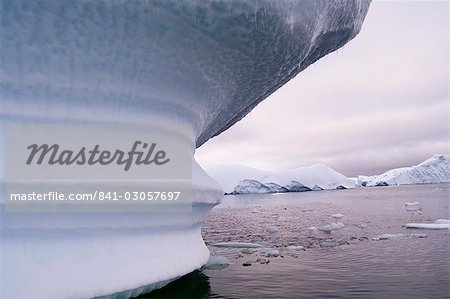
[196,0,450,177]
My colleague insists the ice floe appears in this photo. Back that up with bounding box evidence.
[372,233,427,241]
[211,242,263,248]
[404,219,450,229]
[260,248,280,257]
[266,226,280,234]
[317,222,346,233]
[332,213,345,219]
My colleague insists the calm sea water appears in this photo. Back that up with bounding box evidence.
[139,184,449,299]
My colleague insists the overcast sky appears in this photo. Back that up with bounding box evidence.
[196,1,449,177]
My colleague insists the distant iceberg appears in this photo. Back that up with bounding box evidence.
[0,0,370,298]
[358,154,450,187]
[205,163,356,194]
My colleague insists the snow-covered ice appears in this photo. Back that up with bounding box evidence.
[205,163,356,194]
[358,154,450,187]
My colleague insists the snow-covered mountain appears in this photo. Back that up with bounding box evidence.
[358,154,450,187]
[205,163,355,194]
[0,1,370,298]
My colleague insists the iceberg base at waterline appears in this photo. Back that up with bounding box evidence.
[0,161,223,299]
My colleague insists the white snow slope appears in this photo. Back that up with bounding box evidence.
[358,154,450,187]
[205,163,355,194]
[0,1,370,298]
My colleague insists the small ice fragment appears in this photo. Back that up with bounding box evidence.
[241,248,257,254]
[265,250,280,257]
[332,213,344,219]
[286,245,305,251]
[406,205,421,212]
[242,261,252,267]
[320,239,346,247]
[266,226,279,234]
[203,255,229,270]
[405,201,419,206]
[372,233,428,241]
[256,258,270,264]
[372,233,409,241]
[308,226,318,231]
[317,222,345,233]
[260,248,280,257]
[434,219,450,224]
[211,242,263,248]
[318,224,333,232]
[405,222,450,230]
[411,234,427,238]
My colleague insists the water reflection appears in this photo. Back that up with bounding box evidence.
[135,270,220,299]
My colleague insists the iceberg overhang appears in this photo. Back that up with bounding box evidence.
[0,0,371,298]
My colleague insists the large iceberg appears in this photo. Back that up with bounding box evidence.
[205,163,355,194]
[358,154,450,187]
[0,0,370,298]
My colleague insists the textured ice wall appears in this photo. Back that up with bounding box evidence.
[0,0,371,298]
[1,0,370,147]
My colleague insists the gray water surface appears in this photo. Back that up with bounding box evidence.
[140,184,449,299]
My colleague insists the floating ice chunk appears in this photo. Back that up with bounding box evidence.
[405,219,450,229]
[266,226,280,234]
[256,258,270,264]
[286,245,305,251]
[406,205,421,212]
[241,248,257,254]
[203,255,229,270]
[308,226,318,231]
[260,248,280,257]
[372,233,409,241]
[406,206,419,211]
[211,242,263,248]
[267,213,279,218]
[317,222,346,233]
[320,239,347,247]
[332,213,344,219]
[372,233,427,241]
[435,219,450,224]
[412,234,428,238]
[405,201,419,206]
